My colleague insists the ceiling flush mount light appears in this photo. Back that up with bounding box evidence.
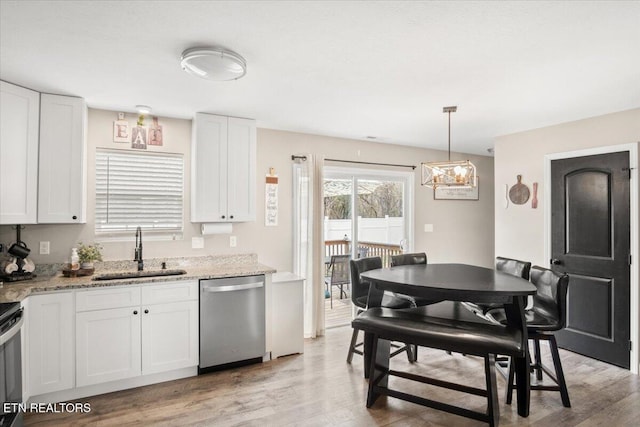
[421,106,477,189]
[135,105,152,115]
[180,47,247,81]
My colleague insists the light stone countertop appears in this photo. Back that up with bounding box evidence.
[0,254,276,303]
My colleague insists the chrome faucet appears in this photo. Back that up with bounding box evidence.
[134,226,144,271]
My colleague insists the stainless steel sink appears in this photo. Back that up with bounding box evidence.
[93,269,187,281]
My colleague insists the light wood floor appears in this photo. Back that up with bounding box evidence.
[25,326,639,426]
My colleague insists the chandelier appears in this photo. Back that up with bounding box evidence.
[421,106,477,189]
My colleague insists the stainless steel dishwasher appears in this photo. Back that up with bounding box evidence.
[199,275,265,372]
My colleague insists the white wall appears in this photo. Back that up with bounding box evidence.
[0,108,495,272]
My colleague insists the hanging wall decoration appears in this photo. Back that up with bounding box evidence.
[508,175,530,205]
[113,112,130,143]
[265,168,278,226]
[131,114,148,150]
[148,116,163,146]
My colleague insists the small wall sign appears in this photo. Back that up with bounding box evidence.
[434,178,479,200]
[265,169,278,226]
[131,126,147,150]
[113,112,130,143]
[148,116,163,146]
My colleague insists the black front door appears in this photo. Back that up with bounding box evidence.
[551,151,631,369]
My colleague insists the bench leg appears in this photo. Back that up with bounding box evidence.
[485,354,499,427]
[366,335,390,408]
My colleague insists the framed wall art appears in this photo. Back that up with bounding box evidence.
[434,178,479,200]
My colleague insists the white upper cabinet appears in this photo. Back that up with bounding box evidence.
[227,117,257,222]
[38,93,87,223]
[0,81,40,224]
[191,113,256,222]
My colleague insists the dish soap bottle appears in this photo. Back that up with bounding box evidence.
[70,248,80,270]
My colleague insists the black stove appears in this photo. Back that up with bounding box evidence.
[0,301,20,326]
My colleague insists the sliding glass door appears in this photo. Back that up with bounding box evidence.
[324,167,413,266]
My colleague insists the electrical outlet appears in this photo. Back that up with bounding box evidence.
[40,241,50,255]
[191,237,204,249]
[230,236,237,247]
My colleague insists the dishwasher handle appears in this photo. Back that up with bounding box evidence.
[201,281,263,293]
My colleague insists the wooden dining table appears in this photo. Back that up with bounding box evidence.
[360,263,537,418]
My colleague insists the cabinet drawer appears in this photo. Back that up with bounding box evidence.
[141,280,198,305]
[76,286,141,312]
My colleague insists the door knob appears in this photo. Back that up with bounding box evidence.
[550,259,562,265]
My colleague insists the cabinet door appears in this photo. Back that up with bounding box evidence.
[141,301,198,374]
[191,113,227,222]
[0,81,39,224]
[271,278,304,358]
[28,292,74,396]
[76,307,141,387]
[227,117,256,222]
[38,94,87,223]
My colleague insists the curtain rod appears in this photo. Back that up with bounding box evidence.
[291,155,415,170]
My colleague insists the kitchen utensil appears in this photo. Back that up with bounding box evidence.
[1,258,18,275]
[22,258,35,273]
[504,184,509,209]
[532,182,539,209]
[8,241,30,259]
[509,175,530,205]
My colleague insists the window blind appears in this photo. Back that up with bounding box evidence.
[95,149,184,233]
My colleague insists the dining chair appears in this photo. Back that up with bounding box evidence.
[390,252,441,308]
[347,256,415,368]
[325,254,351,309]
[390,252,427,266]
[467,256,532,316]
[488,265,571,407]
[390,252,442,360]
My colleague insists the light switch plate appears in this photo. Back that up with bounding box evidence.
[39,241,50,255]
[191,237,204,249]
[424,224,434,233]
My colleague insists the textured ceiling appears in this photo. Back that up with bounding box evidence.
[1,1,638,155]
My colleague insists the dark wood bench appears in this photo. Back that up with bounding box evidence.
[353,302,525,427]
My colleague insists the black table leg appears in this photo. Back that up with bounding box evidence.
[363,283,385,378]
[504,296,530,417]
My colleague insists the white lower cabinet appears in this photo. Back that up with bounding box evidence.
[75,281,199,388]
[28,292,74,396]
[271,272,304,358]
[141,300,198,375]
[76,306,142,387]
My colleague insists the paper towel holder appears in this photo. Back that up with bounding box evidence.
[201,223,233,235]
